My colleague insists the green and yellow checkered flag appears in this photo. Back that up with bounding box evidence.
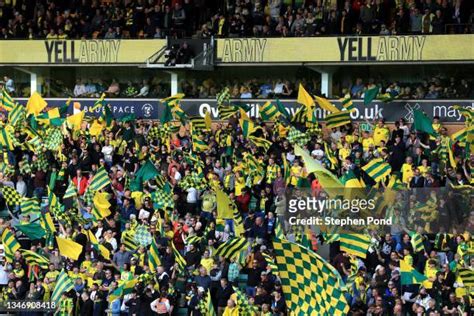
[198,289,216,316]
[232,286,259,316]
[273,238,349,315]
[20,249,50,269]
[44,127,63,151]
[1,228,20,262]
[89,167,111,191]
[151,189,174,210]
[1,186,21,206]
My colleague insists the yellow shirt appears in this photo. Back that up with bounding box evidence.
[290,166,303,186]
[235,176,245,196]
[401,163,414,184]
[418,165,430,177]
[45,270,60,282]
[423,266,438,289]
[200,258,214,274]
[339,148,351,161]
[373,126,390,147]
[362,137,375,152]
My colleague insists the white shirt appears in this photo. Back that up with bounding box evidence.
[16,181,27,197]
[102,146,114,162]
[186,188,198,203]
[174,171,182,182]
[74,84,87,97]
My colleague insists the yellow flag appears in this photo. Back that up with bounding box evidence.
[216,188,234,219]
[26,92,47,116]
[294,145,343,197]
[297,84,314,108]
[86,230,110,260]
[314,95,339,113]
[56,236,83,261]
[66,111,85,131]
[93,191,111,218]
[89,120,105,136]
[204,110,212,130]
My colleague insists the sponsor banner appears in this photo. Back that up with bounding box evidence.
[216,35,474,64]
[0,39,166,64]
[15,98,473,123]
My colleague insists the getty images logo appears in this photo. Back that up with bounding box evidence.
[141,104,154,118]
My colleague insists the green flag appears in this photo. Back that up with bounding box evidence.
[160,102,173,124]
[15,222,46,240]
[363,86,379,105]
[413,109,437,137]
[135,160,160,182]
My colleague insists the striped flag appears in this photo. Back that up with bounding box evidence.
[89,167,111,191]
[248,135,272,152]
[410,232,425,253]
[192,133,208,153]
[1,229,20,262]
[148,237,161,272]
[63,180,78,200]
[361,158,392,183]
[1,88,14,111]
[189,116,207,132]
[20,197,40,215]
[458,268,474,287]
[339,234,371,259]
[262,252,278,271]
[171,240,186,272]
[121,230,138,252]
[291,106,307,124]
[0,127,15,150]
[217,103,238,120]
[20,249,50,269]
[215,237,248,260]
[8,103,25,126]
[339,95,354,112]
[325,111,351,129]
[40,212,56,233]
[239,109,257,138]
[51,270,75,303]
[273,238,349,315]
[259,101,280,121]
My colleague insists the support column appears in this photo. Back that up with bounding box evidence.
[307,66,337,98]
[14,67,41,94]
[320,71,333,98]
[166,71,179,95]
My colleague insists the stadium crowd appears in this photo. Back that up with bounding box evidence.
[0,0,472,40]
[0,84,471,315]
